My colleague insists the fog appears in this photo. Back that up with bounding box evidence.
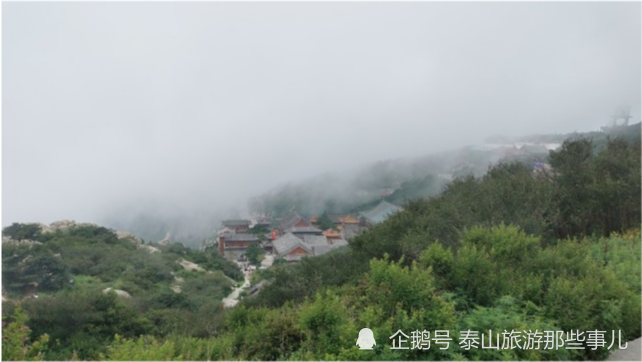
[2,2,640,242]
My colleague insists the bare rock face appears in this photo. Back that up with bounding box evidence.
[115,230,144,246]
[2,236,43,246]
[176,258,205,272]
[36,223,52,233]
[157,231,172,245]
[102,288,132,298]
[138,244,161,253]
[48,220,96,233]
[2,222,46,245]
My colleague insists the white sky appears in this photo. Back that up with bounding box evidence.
[2,1,640,226]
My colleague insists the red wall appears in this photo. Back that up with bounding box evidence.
[227,241,252,249]
[219,237,225,254]
[288,246,309,255]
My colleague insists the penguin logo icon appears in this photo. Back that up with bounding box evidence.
[356,328,376,350]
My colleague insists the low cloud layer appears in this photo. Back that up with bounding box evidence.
[3,2,640,231]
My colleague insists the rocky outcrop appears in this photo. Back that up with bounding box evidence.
[138,244,161,253]
[115,230,143,245]
[102,288,132,298]
[176,258,205,272]
[169,272,184,293]
[46,220,96,233]
[2,236,43,246]
[157,231,172,245]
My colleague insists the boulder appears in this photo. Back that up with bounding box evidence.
[176,258,205,272]
[102,288,132,298]
[138,244,161,253]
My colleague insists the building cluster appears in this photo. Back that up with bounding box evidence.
[216,200,403,263]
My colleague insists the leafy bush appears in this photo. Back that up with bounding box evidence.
[22,290,152,360]
[6,137,640,361]
[2,223,43,241]
[2,304,49,361]
[2,244,70,294]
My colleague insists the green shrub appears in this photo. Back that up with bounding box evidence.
[2,304,49,361]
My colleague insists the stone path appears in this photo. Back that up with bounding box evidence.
[261,254,275,269]
[222,272,250,308]
[221,255,275,307]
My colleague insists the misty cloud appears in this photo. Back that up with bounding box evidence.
[2,2,640,235]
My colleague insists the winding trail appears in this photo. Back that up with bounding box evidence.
[221,254,275,308]
[222,263,251,308]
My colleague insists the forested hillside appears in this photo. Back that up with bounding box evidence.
[249,125,639,221]
[3,131,641,361]
[2,224,243,360]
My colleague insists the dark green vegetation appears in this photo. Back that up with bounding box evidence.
[2,225,243,360]
[245,244,265,266]
[250,124,639,222]
[3,130,641,361]
[317,212,335,230]
[352,137,640,261]
[249,160,448,220]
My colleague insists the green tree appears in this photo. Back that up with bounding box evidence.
[2,223,42,241]
[549,137,641,238]
[245,244,264,267]
[317,212,334,230]
[2,304,49,361]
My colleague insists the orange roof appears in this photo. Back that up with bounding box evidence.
[339,215,360,224]
[322,229,341,238]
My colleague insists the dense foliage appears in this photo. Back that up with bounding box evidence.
[351,137,640,260]
[2,134,640,361]
[95,229,640,361]
[2,305,49,361]
[2,225,242,360]
[245,244,265,267]
[95,136,642,361]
